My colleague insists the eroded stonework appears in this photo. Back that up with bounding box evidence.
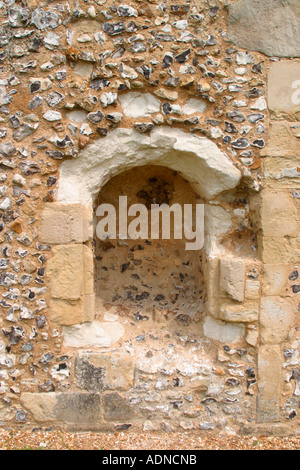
[0,0,299,436]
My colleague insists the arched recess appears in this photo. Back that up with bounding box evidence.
[39,127,243,346]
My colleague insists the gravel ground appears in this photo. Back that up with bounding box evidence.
[0,430,299,450]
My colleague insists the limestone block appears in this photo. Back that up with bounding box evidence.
[220,257,245,302]
[262,264,291,296]
[47,244,83,300]
[267,61,300,117]
[246,328,258,347]
[260,190,298,238]
[257,346,281,423]
[47,244,94,301]
[204,205,232,243]
[63,319,124,347]
[228,1,300,58]
[219,302,259,323]
[39,202,92,245]
[261,121,300,158]
[54,393,101,425]
[260,297,294,344]
[204,256,220,316]
[49,296,94,326]
[263,156,300,190]
[83,244,94,296]
[203,315,245,344]
[260,237,300,265]
[75,349,134,391]
[21,392,103,425]
[20,392,57,422]
[245,280,260,300]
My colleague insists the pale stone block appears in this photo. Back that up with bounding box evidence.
[203,315,245,344]
[261,121,300,158]
[260,237,300,264]
[228,1,300,59]
[205,256,220,302]
[39,202,92,245]
[257,345,281,423]
[245,279,260,300]
[246,328,258,347]
[219,302,259,323]
[47,244,94,301]
[262,264,291,296]
[263,156,300,190]
[267,61,300,117]
[220,257,245,302]
[47,244,84,300]
[49,296,94,326]
[83,244,94,296]
[20,392,57,422]
[260,190,298,238]
[260,296,294,344]
[63,319,124,348]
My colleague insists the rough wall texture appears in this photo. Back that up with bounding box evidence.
[0,0,299,436]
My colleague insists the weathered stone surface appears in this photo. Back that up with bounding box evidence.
[103,392,133,421]
[54,393,101,425]
[219,302,259,323]
[39,203,92,244]
[262,264,291,296]
[63,320,124,347]
[47,244,93,300]
[49,295,94,326]
[260,297,294,344]
[220,257,245,302]
[267,62,300,118]
[75,350,134,391]
[203,315,245,344]
[228,0,300,58]
[261,121,300,157]
[257,346,281,423]
[260,190,298,238]
[261,237,300,265]
[20,392,57,422]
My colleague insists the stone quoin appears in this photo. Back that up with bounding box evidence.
[0,0,299,437]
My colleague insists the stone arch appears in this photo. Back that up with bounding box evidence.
[57,126,241,205]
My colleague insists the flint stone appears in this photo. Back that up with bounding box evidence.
[0,143,16,157]
[31,8,60,31]
[8,7,30,28]
[102,22,125,36]
[13,124,39,142]
[228,0,300,58]
[43,111,62,122]
[117,5,138,17]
